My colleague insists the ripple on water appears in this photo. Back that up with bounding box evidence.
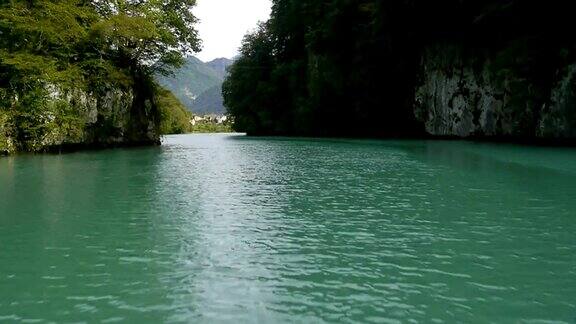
[1,135,576,322]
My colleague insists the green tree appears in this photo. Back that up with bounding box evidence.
[156,86,192,135]
[223,24,276,135]
[0,0,201,152]
[90,0,201,74]
[224,0,572,137]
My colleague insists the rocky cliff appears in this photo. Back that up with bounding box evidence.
[411,1,576,141]
[223,0,576,141]
[0,79,160,155]
[414,45,576,140]
[0,0,201,154]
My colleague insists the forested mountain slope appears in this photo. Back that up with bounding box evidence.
[158,56,233,115]
[206,58,234,80]
[156,56,222,110]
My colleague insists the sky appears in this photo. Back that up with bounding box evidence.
[194,0,272,62]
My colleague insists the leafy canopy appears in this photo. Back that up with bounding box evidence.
[91,0,201,74]
[0,0,201,151]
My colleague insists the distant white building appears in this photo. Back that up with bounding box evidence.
[190,115,228,126]
[190,115,205,126]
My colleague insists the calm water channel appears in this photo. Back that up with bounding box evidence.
[1,134,575,323]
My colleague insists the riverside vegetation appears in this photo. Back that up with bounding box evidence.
[224,1,576,141]
[0,0,201,154]
[4,1,576,155]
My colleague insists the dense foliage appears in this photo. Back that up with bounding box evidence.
[190,121,232,134]
[223,0,576,137]
[0,0,200,153]
[157,87,193,134]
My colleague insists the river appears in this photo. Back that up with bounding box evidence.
[1,134,575,323]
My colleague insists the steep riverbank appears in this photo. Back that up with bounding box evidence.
[0,78,161,155]
[223,1,576,142]
[0,0,200,155]
[415,45,576,141]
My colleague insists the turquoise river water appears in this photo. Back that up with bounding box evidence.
[1,134,576,323]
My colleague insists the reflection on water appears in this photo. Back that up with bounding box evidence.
[1,134,575,323]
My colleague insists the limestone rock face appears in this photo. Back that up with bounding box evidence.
[0,111,15,155]
[539,64,576,138]
[414,45,576,140]
[52,85,160,147]
[1,82,160,154]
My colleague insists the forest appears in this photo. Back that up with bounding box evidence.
[223,1,576,139]
[0,0,199,153]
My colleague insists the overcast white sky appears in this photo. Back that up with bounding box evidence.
[194,0,272,62]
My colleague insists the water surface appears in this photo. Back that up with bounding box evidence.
[1,134,576,323]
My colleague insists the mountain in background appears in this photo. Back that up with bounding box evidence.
[192,85,226,115]
[157,56,233,115]
[206,58,234,80]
